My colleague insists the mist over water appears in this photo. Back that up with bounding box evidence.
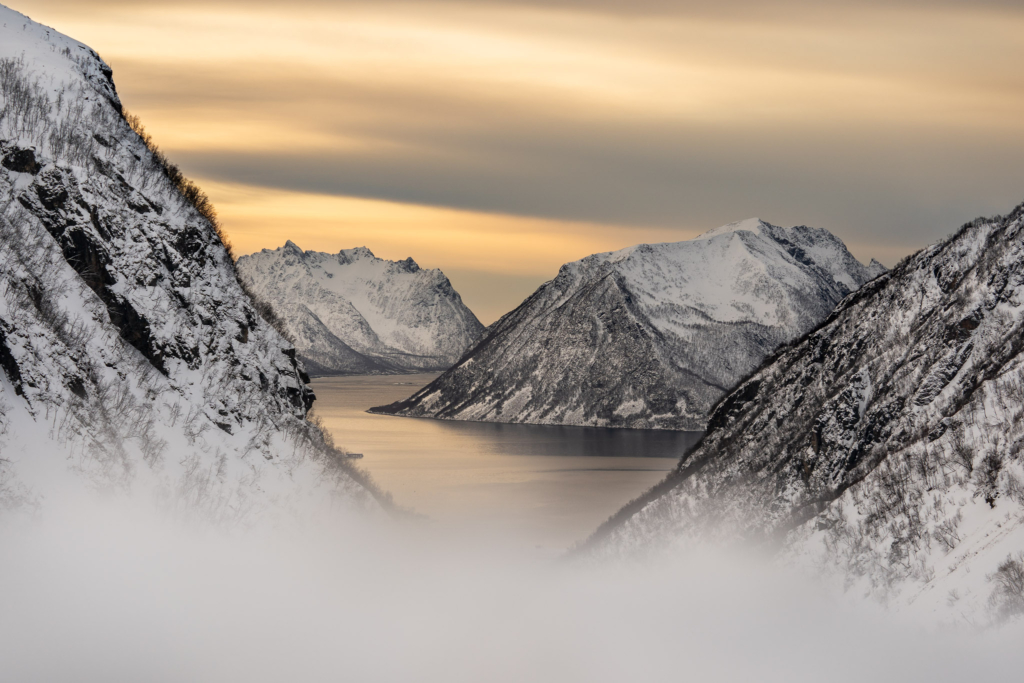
[2,492,1023,683]
[3,377,1023,681]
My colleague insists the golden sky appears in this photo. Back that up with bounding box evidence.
[10,0,1024,322]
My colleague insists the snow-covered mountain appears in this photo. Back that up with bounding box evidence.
[372,219,884,430]
[0,6,380,518]
[588,203,1024,623]
[236,243,483,375]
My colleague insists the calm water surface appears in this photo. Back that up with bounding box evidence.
[311,374,701,549]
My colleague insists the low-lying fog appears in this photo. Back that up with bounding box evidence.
[2,490,1022,682]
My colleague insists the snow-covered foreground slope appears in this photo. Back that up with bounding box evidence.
[0,5,381,518]
[589,203,1024,624]
[236,243,483,375]
[373,219,883,430]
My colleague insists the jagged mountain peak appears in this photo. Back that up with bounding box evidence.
[695,216,768,240]
[272,242,422,273]
[336,246,376,264]
[236,245,482,375]
[560,219,879,300]
[867,257,887,276]
[373,220,883,430]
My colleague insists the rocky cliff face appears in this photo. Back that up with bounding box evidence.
[0,6,377,518]
[591,203,1024,622]
[236,243,483,375]
[373,219,883,430]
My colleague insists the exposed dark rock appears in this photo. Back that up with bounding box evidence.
[102,292,166,374]
[1,147,41,174]
[67,376,87,399]
[0,323,23,396]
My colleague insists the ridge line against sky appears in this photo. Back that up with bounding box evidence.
[8,0,1024,322]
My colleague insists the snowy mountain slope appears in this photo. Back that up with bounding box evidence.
[372,220,884,430]
[236,242,484,375]
[0,5,381,518]
[589,203,1024,623]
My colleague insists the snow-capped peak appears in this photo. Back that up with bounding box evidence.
[236,245,483,374]
[374,218,884,431]
[337,246,375,264]
[694,217,768,241]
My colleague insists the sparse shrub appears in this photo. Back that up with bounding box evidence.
[932,509,962,552]
[237,277,293,343]
[0,57,50,137]
[989,552,1024,621]
[1010,436,1024,464]
[950,428,974,474]
[122,110,227,250]
[1,57,97,166]
[977,452,1003,508]
[121,110,298,343]
[0,455,37,512]
[1004,467,1024,505]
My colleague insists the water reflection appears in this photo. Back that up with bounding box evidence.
[398,418,701,459]
[310,374,701,549]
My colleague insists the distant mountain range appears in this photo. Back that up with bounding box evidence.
[372,219,884,430]
[587,202,1024,623]
[236,243,483,376]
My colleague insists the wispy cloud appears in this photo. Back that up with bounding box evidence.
[10,0,1024,319]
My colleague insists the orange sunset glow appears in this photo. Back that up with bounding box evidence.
[10,0,1024,321]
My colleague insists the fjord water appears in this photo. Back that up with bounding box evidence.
[311,375,699,548]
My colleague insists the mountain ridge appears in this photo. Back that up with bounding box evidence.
[585,201,1024,622]
[236,242,484,375]
[0,4,382,518]
[372,220,884,430]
